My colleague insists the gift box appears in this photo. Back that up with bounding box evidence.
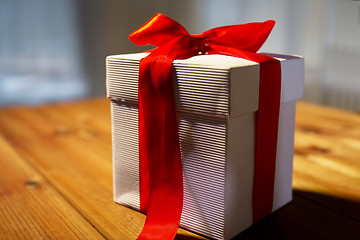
[107,52,304,239]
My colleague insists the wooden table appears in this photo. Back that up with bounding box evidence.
[0,98,359,240]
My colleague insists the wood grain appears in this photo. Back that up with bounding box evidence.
[0,98,204,240]
[0,133,105,239]
[0,98,359,239]
[293,101,360,220]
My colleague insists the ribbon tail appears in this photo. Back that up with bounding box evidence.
[139,91,150,213]
[253,59,282,223]
[137,55,183,240]
[208,44,282,222]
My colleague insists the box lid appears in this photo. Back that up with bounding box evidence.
[106,53,304,118]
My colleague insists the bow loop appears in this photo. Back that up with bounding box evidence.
[202,20,275,53]
[129,13,189,47]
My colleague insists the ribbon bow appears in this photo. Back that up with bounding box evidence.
[130,13,277,62]
[129,13,281,240]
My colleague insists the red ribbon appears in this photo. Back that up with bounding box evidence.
[129,13,281,239]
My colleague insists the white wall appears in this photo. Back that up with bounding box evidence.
[191,0,360,111]
[1,0,359,111]
[0,0,87,105]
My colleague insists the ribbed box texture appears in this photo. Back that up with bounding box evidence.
[107,53,304,239]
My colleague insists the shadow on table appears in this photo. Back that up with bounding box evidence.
[175,190,360,240]
[175,235,206,240]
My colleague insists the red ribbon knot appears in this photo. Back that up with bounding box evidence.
[190,34,208,54]
[129,13,282,240]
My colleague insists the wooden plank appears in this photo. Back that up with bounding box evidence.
[1,98,359,239]
[0,133,105,239]
[0,98,205,240]
[293,101,360,220]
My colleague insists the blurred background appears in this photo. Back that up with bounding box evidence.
[1,0,359,111]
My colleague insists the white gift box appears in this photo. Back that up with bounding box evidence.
[106,53,304,240]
